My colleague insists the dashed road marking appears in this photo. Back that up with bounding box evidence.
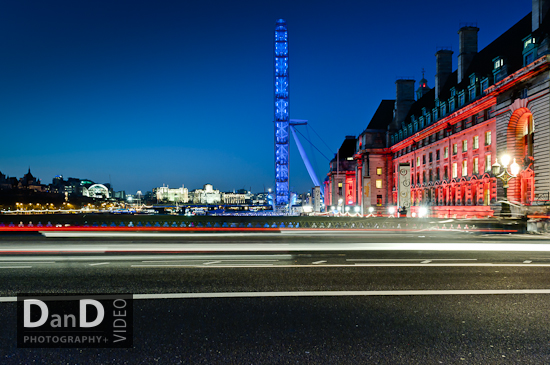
[89,262,110,266]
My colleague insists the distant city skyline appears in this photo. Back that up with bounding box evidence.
[0,0,530,194]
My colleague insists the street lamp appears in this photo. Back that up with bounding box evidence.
[492,154,521,216]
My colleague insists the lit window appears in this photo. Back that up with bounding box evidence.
[473,157,479,174]
[462,140,467,152]
[444,147,449,158]
[376,167,382,175]
[376,179,382,189]
[485,154,492,172]
[416,157,420,166]
[473,136,479,149]
[453,144,458,155]
[485,131,492,146]
[452,163,458,178]
[462,160,468,176]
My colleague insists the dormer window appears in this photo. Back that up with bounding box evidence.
[494,58,504,70]
[449,98,455,112]
[433,108,438,122]
[426,113,431,125]
[413,121,418,132]
[458,91,465,107]
[450,87,456,97]
[522,35,537,66]
[480,77,489,94]
[440,102,446,117]
[524,36,534,49]
[469,74,477,86]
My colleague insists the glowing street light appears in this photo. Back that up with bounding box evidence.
[492,154,521,216]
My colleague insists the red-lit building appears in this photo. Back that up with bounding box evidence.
[327,0,550,217]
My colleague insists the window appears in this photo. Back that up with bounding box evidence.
[444,166,448,180]
[473,135,479,149]
[452,163,458,178]
[462,140,467,152]
[376,195,382,206]
[429,169,433,182]
[436,150,440,160]
[376,167,382,175]
[485,131,492,146]
[468,87,476,101]
[525,52,535,65]
[462,160,467,176]
[433,109,438,121]
[473,157,479,174]
[429,152,433,163]
[375,179,382,189]
[449,99,455,112]
[423,155,426,165]
[480,78,489,94]
[416,157,420,166]
[458,92,465,107]
[453,143,458,155]
[444,147,449,158]
[338,182,342,195]
[485,154,492,172]
[494,58,504,69]
[436,168,440,181]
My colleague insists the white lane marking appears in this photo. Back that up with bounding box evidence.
[312,260,327,264]
[129,263,550,268]
[0,261,54,264]
[132,264,275,268]
[421,260,432,264]
[1,289,550,303]
[347,259,478,261]
[523,260,533,264]
[351,263,550,267]
[131,289,550,299]
[0,266,32,269]
[203,261,221,265]
[89,262,110,266]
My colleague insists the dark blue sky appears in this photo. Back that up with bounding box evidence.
[0,0,531,194]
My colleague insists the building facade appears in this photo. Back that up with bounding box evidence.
[328,0,550,217]
[155,185,189,203]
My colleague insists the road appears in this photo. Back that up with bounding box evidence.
[1,230,550,363]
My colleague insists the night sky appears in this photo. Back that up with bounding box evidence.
[0,0,531,194]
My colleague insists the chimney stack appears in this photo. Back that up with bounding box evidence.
[390,79,415,131]
[458,26,479,84]
[435,49,453,99]
[533,0,550,31]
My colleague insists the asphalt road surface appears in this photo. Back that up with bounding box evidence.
[1,230,550,364]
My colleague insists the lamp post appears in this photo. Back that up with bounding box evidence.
[491,154,521,216]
